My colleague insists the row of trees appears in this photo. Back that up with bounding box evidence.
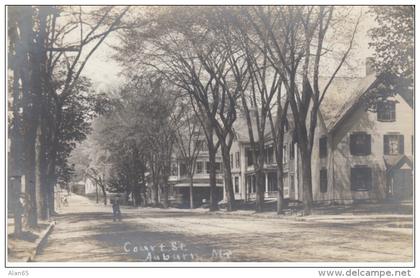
[113,6,363,214]
[71,76,183,208]
[7,6,130,235]
[9,6,412,230]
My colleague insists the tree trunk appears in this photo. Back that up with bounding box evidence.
[189,175,194,209]
[255,168,265,212]
[24,128,37,228]
[162,184,169,209]
[221,143,235,211]
[100,183,107,205]
[255,141,266,212]
[35,123,48,220]
[300,147,313,215]
[47,175,56,216]
[95,183,99,203]
[11,177,23,236]
[276,139,285,214]
[208,145,218,211]
[152,174,159,206]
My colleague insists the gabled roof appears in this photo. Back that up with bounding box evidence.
[322,73,413,134]
[233,112,276,143]
[384,155,413,173]
[320,73,378,133]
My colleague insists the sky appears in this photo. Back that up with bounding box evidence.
[82,6,376,92]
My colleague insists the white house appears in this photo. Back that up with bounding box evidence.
[227,68,413,205]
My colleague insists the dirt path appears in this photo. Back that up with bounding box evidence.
[34,194,413,262]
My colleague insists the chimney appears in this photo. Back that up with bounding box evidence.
[365,57,376,76]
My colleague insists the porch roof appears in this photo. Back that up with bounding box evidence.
[173,183,223,188]
[384,155,413,173]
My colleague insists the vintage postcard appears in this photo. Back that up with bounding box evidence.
[4,2,415,276]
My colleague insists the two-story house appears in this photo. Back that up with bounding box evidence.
[310,71,414,204]
[227,65,413,206]
[229,111,298,203]
[168,140,224,207]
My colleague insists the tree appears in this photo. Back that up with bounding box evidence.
[172,100,205,209]
[7,6,131,226]
[369,6,414,80]
[115,7,249,211]
[248,6,361,214]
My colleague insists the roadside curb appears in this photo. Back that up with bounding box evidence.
[26,221,56,262]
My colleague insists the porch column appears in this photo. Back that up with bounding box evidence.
[265,173,268,193]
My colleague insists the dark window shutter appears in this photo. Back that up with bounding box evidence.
[399,135,404,154]
[350,134,355,155]
[366,168,372,190]
[384,136,390,155]
[350,168,356,190]
[366,134,371,155]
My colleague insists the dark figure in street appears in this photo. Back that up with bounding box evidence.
[111,197,122,222]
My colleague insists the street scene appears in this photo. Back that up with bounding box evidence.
[35,195,413,262]
[6,5,414,266]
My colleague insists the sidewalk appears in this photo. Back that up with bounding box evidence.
[121,200,413,225]
[7,218,55,262]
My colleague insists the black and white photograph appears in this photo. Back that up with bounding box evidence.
[3,1,416,276]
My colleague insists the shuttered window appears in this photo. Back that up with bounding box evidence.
[350,132,371,156]
[235,152,240,168]
[234,176,239,193]
[384,135,404,155]
[351,166,372,191]
[290,143,295,160]
[377,101,396,122]
[319,136,327,158]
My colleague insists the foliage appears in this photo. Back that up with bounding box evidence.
[369,6,414,80]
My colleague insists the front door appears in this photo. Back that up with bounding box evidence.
[392,169,413,201]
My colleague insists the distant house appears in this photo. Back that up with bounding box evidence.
[84,176,97,195]
[228,67,413,205]
[168,139,225,207]
[228,110,292,202]
[71,181,86,195]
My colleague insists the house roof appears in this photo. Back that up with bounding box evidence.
[322,73,413,134]
[384,155,413,173]
[233,111,275,143]
[320,73,378,132]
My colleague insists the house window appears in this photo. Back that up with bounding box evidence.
[290,174,294,195]
[230,154,234,168]
[180,163,187,176]
[265,146,274,164]
[350,132,371,156]
[196,140,206,152]
[170,163,178,176]
[384,134,404,155]
[234,176,239,193]
[377,101,396,122]
[351,166,372,191]
[283,145,288,163]
[320,168,327,193]
[268,173,277,192]
[246,148,253,166]
[289,143,295,160]
[235,152,240,168]
[252,175,256,193]
[196,161,203,174]
[319,136,327,158]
